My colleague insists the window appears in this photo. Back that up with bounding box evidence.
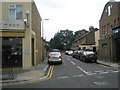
[107,23,110,33]
[9,4,22,20]
[108,6,111,16]
[114,19,116,26]
[117,18,120,25]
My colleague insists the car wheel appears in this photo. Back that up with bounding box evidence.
[94,60,97,63]
[83,58,86,62]
[48,61,50,65]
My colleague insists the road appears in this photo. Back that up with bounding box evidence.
[3,53,119,89]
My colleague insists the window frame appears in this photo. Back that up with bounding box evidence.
[8,4,22,20]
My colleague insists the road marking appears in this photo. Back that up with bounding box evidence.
[86,73,96,75]
[99,72,109,74]
[2,65,54,87]
[94,70,104,73]
[93,81,110,86]
[111,70,119,73]
[99,64,110,68]
[72,75,84,78]
[71,61,75,65]
[67,58,70,61]
[77,66,88,75]
[57,76,69,79]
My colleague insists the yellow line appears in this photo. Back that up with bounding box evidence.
[44,65,54,80]
[98,64,110,68]
[2,65,54,87]
[0,68,22,71]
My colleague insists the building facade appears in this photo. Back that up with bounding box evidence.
[0,0,42,69]
[72,28,98,52]
[99,1,120,63]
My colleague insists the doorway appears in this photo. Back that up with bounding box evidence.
[32,38,34,66]
[116,39,120,63]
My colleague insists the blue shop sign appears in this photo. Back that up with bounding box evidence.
[113,28,120,39]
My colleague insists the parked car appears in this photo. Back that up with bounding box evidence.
[75,50,84,59]
[48,51,62,64]
[79,51,97,63]
[72,50,78,58]
[67,50,73,55]
[65,50,69,55]
[51,49,60,52]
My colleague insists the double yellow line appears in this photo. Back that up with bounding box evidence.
[2,65,54,87]
[43,65,54,80]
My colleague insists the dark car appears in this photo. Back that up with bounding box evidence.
[72,50,78,58]
[75,50,84,59]
[79,51,97,63]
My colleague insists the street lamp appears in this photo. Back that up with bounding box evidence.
[41,19,49,39]
[41,19,49,61]
[24,10,30,27]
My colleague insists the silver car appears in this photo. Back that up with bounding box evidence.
[48,52,62,64]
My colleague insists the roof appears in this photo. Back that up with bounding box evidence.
[74,28,98,42]
[100,1,120,21]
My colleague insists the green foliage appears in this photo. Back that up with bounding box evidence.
[74,29,88,38]
[50,29,74,50]
[44,45,50,51]
[49,29,88,50]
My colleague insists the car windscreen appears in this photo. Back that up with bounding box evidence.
[49,52,61,56]
[84,52,95,55]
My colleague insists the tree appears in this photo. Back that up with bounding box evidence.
[50,29,74,50]
[74,29,88,38]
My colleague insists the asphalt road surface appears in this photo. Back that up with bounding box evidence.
[3,53,119,89]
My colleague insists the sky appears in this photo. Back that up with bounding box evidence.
[34,0,120,41]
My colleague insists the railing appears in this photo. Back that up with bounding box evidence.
[0,20,25,30]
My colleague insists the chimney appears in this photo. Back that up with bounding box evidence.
[109,0,116,2]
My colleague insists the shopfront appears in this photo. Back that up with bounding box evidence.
[113,26,120,63]
[2,37,22,68]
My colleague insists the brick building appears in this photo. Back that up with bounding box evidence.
[98,1,120,63]
[72,28,98,52]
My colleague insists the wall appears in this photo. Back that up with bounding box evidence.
[31,2,42,65]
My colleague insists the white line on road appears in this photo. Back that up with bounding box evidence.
[72,75,84,78]
[67,58,70,61]
[86,73,97,75]
[77,66,88,75]
[111,70,119,73]
[99,72,109,74]
[71,61,75,65]
[94,70,104,73]
[57,76,69,79]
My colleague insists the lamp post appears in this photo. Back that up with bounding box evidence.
[41,19,49,61]
[41,19,49,39]
[25,10,30,27]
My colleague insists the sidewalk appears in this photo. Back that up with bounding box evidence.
[97,60,119,68]
[0,59,49,84]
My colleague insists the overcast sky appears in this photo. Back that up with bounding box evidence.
[34,0,119,41]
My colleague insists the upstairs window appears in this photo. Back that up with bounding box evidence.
[108,6,111,16]
[9,4,22,20]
